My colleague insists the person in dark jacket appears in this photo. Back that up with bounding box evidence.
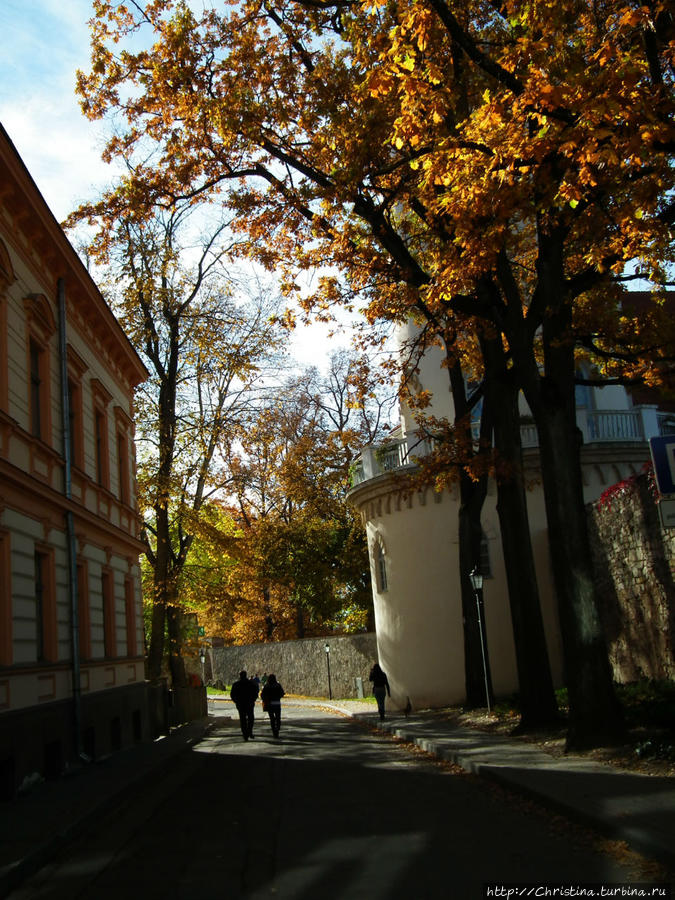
[230,670,259,740]
[369,662,391,721]
[260,673,285,738]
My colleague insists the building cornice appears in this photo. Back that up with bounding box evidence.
[350,442,652,513]
[0,124,148,392]
[0,456,145,556]
[348,466,454,518]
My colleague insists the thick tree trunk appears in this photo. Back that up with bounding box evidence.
[484,339,558,728]
[458,468,493,708]
[263,583,275,640]
[146,596,165,682]
[295,602,305,639]
[447,358,494,708]
[166,601,187,688]
[527,384,623,747]
[146,503,172,681]
[515,234,623,749]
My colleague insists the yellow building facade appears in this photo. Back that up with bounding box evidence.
[0,124,148,796]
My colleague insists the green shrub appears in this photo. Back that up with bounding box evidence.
[615,679,675,728]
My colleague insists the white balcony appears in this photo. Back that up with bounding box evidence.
[583,409,644,442]
[350,434,435,486]
[350,406,661,487]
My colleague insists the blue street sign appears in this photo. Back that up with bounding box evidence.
[649,435,675,496]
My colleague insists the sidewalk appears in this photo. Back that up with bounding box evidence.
[1,701,673,897]
[0,720,210,898]
[328,702,675,875]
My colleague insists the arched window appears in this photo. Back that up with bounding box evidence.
[374,539,388,593]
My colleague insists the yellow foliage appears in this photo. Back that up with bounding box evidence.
[72,0,675,485]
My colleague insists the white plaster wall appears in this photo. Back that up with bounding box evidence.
[368,490,465,710]
[582,458,645,500]
[354,316,653,711]
[591,383,633,412]
[397,322,454,435]
[354,450,636,711]
[478,492,538,696]
[362,482,563,710]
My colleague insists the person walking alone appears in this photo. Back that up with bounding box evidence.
[260,673,285,738]
[369,662,391,721]
[230,670,259,740]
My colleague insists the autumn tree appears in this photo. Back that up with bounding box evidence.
[87,200,286,684]
[398,320,556,721]
[223,357,389,639]
[368,0,673,746]
[74,0,556,728]
[74,0,674,744]
[175,501,310,644]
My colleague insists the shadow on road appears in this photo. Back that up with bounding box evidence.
[13,712,648,900]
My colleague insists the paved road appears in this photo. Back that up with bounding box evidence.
[8,704,655,899]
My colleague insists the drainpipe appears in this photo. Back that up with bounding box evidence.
[57,278,83,760]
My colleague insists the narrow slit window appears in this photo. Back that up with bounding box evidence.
[375,543,388,592]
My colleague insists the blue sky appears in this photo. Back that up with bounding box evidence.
[0,2,360,368]
[0,1,114,222]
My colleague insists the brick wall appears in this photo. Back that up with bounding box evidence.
[588,472,675,682]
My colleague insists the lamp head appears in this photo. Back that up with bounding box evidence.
[469,568,483,591]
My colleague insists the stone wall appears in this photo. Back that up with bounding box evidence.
[588,472,675,682]
[208,633,378,699]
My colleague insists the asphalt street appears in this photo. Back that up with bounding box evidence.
[6,702,659,899]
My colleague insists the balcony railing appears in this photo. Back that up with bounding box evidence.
[350,405,661,488]
[658,411,675,436]
[585,410,643,442]
[350,436,433,487]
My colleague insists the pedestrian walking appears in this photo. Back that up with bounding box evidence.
[230,670,259,740]
[369,662,391,721]
[260,673,285,738]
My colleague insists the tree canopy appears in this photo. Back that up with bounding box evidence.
[74,0,674,744]
[180,358,390,643]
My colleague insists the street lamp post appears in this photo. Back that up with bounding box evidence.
[199,646,206,685]
[324,642,332,700]
[469,568,491,714]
